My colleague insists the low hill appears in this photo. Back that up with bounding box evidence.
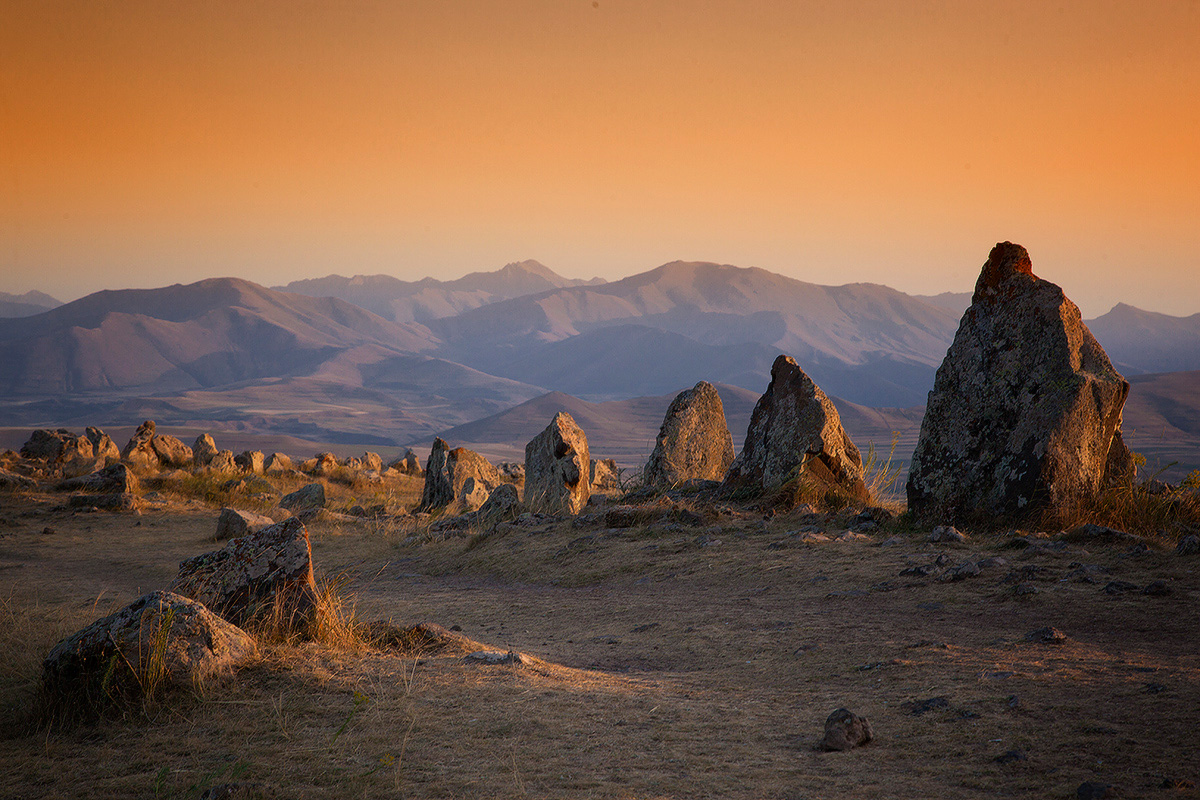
[0,290,63,317]
[1087,304,1200,375]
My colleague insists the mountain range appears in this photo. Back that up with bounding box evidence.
[2,259,1199,476]
[0,290,62,318]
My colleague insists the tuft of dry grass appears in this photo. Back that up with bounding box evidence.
[1037,481,1200,543]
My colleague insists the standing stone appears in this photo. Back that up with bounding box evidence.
[84,427,121,462]
[721,355,868,502]
[121,420,160,471]
[399,449,423,475]
[524,413,590,515]
[215,507,276,540]
[151,435,194,469]
[644,381,734,487]
[234,450,265,474]
[193,434,220,468]
[264,453,293,474]
[906,243,1135,523]
[42,590,256,703]
[172,517,318,633]
[207,450,238,473]
[418,438,504,514]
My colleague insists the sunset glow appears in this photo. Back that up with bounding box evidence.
[3,1,1198,315]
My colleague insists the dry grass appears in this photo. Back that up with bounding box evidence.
[1036,481,1200,544]
[2,488,1199,798]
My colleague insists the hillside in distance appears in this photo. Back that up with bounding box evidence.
[430,261,963,406]
[0,290,62,318]
[276,259,604,325]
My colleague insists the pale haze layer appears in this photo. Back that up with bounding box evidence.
[2,1,1198,317]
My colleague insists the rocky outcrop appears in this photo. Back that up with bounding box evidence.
[721,355,867,502]
[42,590,256,702]
[121,421,160,470]
[300,452,339,476]
[234,450,265,474]
[172,517,318,633]
[263,453,293,474]
[207,450,238,473]
[280,482,325,512]
[193,435,220,467]
[215,507,276,541]
[361,452,383,472]
[906,242,1135,523]
[390,449,422,476]
[418,438,504,514]
[84,427,120,462]
[590,458,620,491]
[524,413,590,515]
[20,429,93,464]
[57,463,140,495]
[643,381,734,488]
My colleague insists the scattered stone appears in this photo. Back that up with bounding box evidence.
[903,696,949,716]
[819,708,873,751]
[215,507,276,541]
[172,517,319,633]
[643,381,735,488]
[303,452,339,476]
[150,434,194,469]
[207,450,238,473]
[524,413,591,515]
[57,463,140,494]
[389,449,422,476]
[68,492,139,512]
[1141,580,1171,596]
[20,428,93,463]
[280,482,326,512]
[907,242,1134,524]
[938,561,981,582]
[1062,523,1143,546]
[899,564,935,578]
[464,650,527,666]
[419,438,505,514]
[361,452,383,472]
[263,453,293,474]
[1103,581,1139,596]
[42,590,256,702]
[721,355,868,502]
[0,467,36,489]
[192,434,220,467]
[928,525,967,543]
[1176,535,1200,556]
[474,483,522,524]
[1025,626,1068,644]
[1060,563,1111,584]
[878,536,904,547]
[234,450,265,475]
[976,557,1008,569]
[84,427,120,461]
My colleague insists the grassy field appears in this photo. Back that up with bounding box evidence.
[1,477,1198,798]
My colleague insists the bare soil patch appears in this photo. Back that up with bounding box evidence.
[1,490,1198,799]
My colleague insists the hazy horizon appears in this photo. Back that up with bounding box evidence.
[4,1,1198,317]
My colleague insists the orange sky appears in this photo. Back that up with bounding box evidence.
[2,0,1198,316]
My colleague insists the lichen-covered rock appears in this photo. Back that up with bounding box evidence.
[280,482,325,512]
[172,517,318,633]
[721,355,867,502]
[42,590,256,702]
[57,462,140,494]
[418,438,504,514]
[215,507,276,541]
[906,243,1135,523]
[234,450,265,474]
[193,434,220,468]
[20,429,93,463]
[644,381,734,488]
[301,452,339,476]
[361,452,383,472]
[149,435,193,469]
[524,413,590,515]
[475,483,523,524]
[206,450,238,473]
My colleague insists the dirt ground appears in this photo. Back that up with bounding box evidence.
[1,489,1198,799]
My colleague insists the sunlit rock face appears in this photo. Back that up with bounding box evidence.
[906,242,1135,524]
[643,381,734,488]
[524,412,590,515]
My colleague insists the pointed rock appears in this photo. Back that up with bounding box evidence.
[721,355,867,502]
[193,434,220,467]
[524,412,591,515]
[906,243,1134,524]
[418,438,504,514]
[643,381,734,488]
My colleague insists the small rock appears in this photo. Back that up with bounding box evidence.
[928,525,966,543]
[215,507,276,541]
[280,482,325,512]
[819,708,873,751]
[1025,626,1068,644]
[899,564,935,577]
[464,650,526,666]
[938,561,981,582]
[1141,580,1171,596]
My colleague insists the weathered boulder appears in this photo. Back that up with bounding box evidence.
[418,438,505,514]
[67,492,140,511]
[301,452,339,476]
[524,412,590,515]
[84,427,121,462]
[721,355,867,502]
[172,517,318,633]
[207,450,238,473]
[215,507,277,541]
[0,467,37,489]
[234,450,265,474]
[20,429,93,463]
[263,453,293,474]
[390,449,422,475]
[820,708,874,751]
[590,458,620,491]
[906,243,1135,524]
[151,435,194,469]
[280,482,325,512]
[58,463,141,495]
[361,452,383,472]
[644,381,735,487]
[475,483,523,523]
[42,590,256,703]
[121,420,160,470]
[193,434,220,467]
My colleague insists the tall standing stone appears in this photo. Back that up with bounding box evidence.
[721,355,867,502]
[418,438,504,514]
[524,412,590,515]
[121,420,160,471]
[906,242,1135,523]
[193,434,220,468]
[643,381,734,487]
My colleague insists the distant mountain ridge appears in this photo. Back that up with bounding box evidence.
[276,259,604,324]
[0,290,62,318]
